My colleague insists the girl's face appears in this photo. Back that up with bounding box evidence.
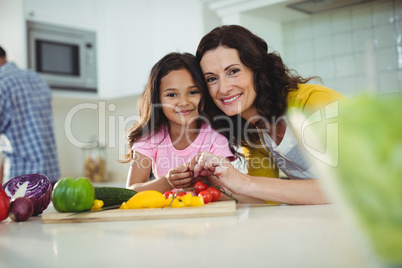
[200,46,258,120]
[159,68,201,129]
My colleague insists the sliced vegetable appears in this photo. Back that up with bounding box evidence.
[52,177,95,212]
[180,193,192,206]
[171,188,196,197]
[2,174,52,216]
[0,188,10,221]
[190,196,204,207]
[94,186,137,207]
[91,199,104,211]
[163,191,173,199]
[8,197,34,222]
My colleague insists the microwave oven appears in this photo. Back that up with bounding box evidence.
[27,21,97,92]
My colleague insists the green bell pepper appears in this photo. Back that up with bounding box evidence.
[52,177,95,212]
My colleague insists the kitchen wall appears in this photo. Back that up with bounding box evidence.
[281,0,402,97]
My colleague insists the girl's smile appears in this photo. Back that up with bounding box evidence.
[176,109,194,115]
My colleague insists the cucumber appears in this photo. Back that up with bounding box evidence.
[94,186,137,207]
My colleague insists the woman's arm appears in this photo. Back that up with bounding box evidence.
[238,174,329,205]
[126,151,172,193]
[190,152,329,205]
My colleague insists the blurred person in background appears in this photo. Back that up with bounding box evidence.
[0,46,60,185]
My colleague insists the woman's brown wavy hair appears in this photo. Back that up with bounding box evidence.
[196,25,318,146]
[121,52,210,163]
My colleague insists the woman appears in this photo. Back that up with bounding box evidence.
[189,25,346,205]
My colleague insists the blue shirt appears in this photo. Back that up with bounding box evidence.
[0,62,60,183]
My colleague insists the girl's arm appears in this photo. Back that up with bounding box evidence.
[190,152,329,205]
[126,151,172,193]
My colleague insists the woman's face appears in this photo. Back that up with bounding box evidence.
[159,69,201,129]
[200,46,257,120]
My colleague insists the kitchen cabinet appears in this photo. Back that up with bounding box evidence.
[3,0,205,99]
[0,0,26,68]
[95,0,205,99]
[22,0,99,31]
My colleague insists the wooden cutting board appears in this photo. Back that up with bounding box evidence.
[42,200,237,224]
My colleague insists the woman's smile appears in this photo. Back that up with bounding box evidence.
[221,93,243,105]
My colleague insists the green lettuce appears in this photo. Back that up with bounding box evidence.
[334,94,402,265]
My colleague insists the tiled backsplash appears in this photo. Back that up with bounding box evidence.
[282,0,402,97]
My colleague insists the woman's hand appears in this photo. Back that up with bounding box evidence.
[189,152,329,205]
[166,164,193,189]
[189,152,246,195]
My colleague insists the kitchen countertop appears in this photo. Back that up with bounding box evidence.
[0,203,382,268]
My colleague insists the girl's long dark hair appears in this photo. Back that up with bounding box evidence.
[122,52,210,162]
[196,25,319,147]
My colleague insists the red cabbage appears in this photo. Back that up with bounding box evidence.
[2,174,52,216]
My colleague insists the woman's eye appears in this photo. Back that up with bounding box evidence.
[229,68,240,75]
[206,76,217,83]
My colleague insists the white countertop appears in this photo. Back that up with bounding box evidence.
[0,203,382,268]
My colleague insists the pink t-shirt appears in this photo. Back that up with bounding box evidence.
[132,124,235,178]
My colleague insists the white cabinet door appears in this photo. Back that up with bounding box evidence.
[21,0,205,99]
[23,0,98,31]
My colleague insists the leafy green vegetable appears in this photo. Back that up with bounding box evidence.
[334,94,402,265]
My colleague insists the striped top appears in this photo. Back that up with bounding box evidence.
[0,62,60,183]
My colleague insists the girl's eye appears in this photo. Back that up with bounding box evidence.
[229,68,240,75]
[166,93,176,97]
[189,90,200,95]
[205,76,217,84]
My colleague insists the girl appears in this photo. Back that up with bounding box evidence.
[123,52,236,193]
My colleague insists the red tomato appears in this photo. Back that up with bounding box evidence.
[0,188,10,221]
[207,187,221,202]
[163,191,173,199]
[194,181,208,195]
[198,191,212,204]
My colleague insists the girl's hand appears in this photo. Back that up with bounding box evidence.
[166,164,193,189]
[189,152,220,178]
